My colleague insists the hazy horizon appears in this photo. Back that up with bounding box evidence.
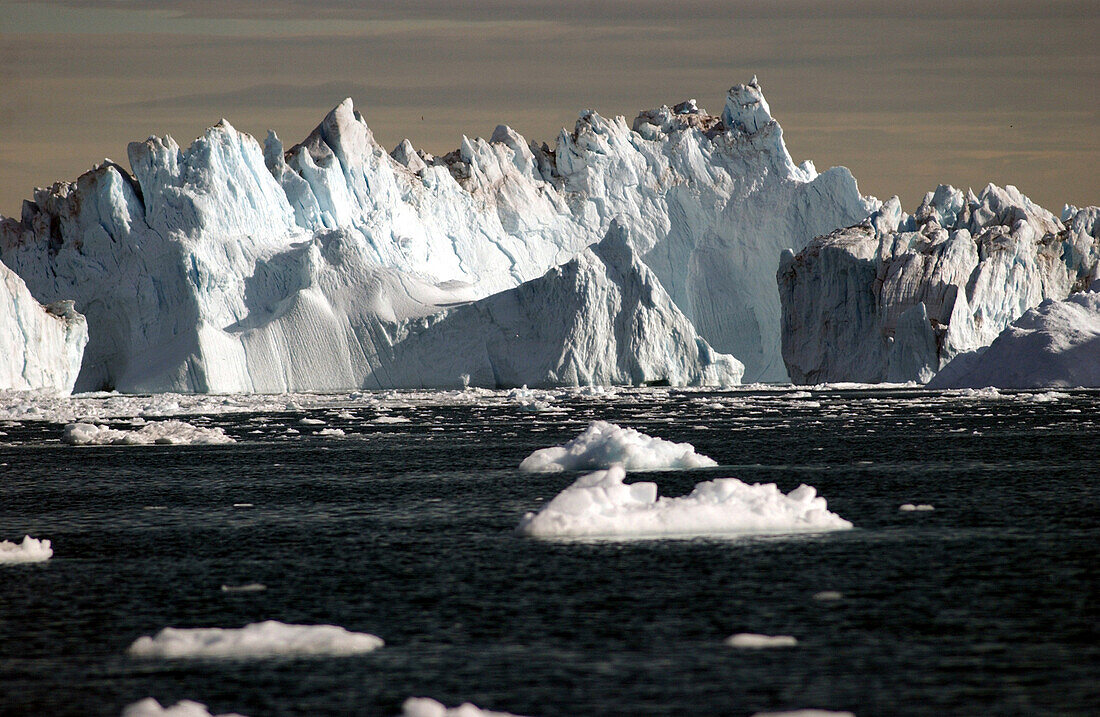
[1,0,1096,217]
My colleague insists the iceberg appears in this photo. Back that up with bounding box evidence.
[0,261,86,393]
[778,186,1099,383]
[928,282,1100,388]
[1,79,871,392]
[516,465,852,539]
[401,698,529,717]
[128,620,384,658]
[518,421,717,473]
[121,699,247,717]
[62,420,234,445]
[0,535,52,564]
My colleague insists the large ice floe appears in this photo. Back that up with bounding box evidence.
[0,261,86,393]
[0,78,872,391]
[122,699,247,717]
[929,282,1100,388]
[128,621,383,658]
[62,420,234,445]
[0,535,53,564]
[778,186,1099,383]
[401,698,529,717]
[516,465,852,539]
[519,420,717,472]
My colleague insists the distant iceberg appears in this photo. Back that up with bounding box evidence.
[519,421,717,472]
[778,186,1098,384]
[516,465,852,539]
[128,621,383,658]
[929,282,1100,388]
[1,78,871,391]
[0,535,53,564]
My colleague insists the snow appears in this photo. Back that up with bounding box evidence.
[0,535,52,564]
[128,620,383,658]
[0,261,86,393]
[779,186,1099,384]
[1,78,871,392]
[518,421,716,473]
[929,284,1100,388]
[401,698,529,717]
[516,464,852,539]
[62,420,234,445]
[121,699,247,717]
[725,633,798,648]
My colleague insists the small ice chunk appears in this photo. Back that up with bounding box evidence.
[220,583,266,593]
[751,711,856,717]
[317,428,346,436]
[63,421,233,446]
[726,633,798,648]
[899,504,934,511]
[121,698,247,717]
[374,415,411,423]
[517,465,852,539]
[401,697,529,717]
[812,591,843,601]
[299,417,326,425]
[519,421,716,473]
[128,620,383,658]
[0,535,52,564]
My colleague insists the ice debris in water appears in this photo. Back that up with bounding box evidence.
[63,420,234,445]
[0,535,52,564]
[812,591,843,601]
[518,421,716,472]
[128,620,383,658]
[899,504,934,511]
[220,583,266,593]
[121,699,247,717]
[751,711,856,717]
[401,698,529,717]
[726,633,799,648]
[516,465,852,539]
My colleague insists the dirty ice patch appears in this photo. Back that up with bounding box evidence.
[63,420,234,446]
[128,620,383,658]
[519,421,716,473]
[516,465,852,539]
[402,697,530,717]
[0,535,52,564]
[121,698,248,717]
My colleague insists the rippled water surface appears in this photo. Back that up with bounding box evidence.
[1,387,1097,716]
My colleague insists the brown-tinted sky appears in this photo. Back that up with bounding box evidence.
[1,0,1096,216]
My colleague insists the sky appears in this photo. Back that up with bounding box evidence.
[1,0,1096,216]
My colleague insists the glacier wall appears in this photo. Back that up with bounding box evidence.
[777,185,1100,384]
[0,79,872,392]
[0,261,87,393]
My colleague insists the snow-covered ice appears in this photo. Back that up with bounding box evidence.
[725,633,798,648]
[128,621,384,658]
[401,697,529,717]
[518,421,716,472]
[62,420,234,445]
[0,535,52,564]
[779,186,1099,384]
[929,283,1100,388]
[1,78,871,392]
[121,699,247,717]
[0,261,86,393]
[516,465,852,539]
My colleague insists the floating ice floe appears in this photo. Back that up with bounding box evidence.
[516,465,852,539]
[121,698,247,717]
[128,620,383,658]
[751,711,855,717]
[220,583,267,593]
[812,591,843,601]
[401,697,529,717]
[63,420,234,445]
[518,421,716,473]
[726,633,798,648]
[0,535,52,564]
[899,504,934,512]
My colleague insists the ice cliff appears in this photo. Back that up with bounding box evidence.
[0,261,86,393]
[928,281,1100,389]
[778,186,1100,383]
[0,79,871,392]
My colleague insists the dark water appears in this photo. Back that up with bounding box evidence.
[0,388,1097,716]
